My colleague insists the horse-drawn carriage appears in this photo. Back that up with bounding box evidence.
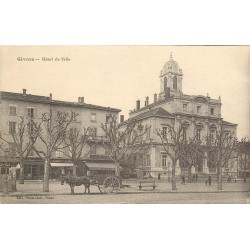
[61,169,121,195]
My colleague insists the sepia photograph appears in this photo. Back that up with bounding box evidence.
[0,45,249,204]
[1,2,250,250]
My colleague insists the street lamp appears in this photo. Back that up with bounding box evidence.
[2,148,9,195]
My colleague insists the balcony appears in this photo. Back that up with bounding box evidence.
[87,136,109,143]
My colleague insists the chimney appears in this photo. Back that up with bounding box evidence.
[136,99,140,110]
[146,96,149,106]
[81,97,84,103]
[120,115,124,123]
[49,93,52,100]
[23,89,27,95]
[165,87,170,100]
[78,97,81,103]
[154,93,157,104]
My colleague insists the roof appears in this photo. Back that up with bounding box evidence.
[131,107,174,120]
[0,91,121,112]
[222,120,237,126]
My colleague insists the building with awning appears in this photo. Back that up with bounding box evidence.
[85,162,115,171]
[0,89,121,180]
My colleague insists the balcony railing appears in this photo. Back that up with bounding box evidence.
[87,136,109,142]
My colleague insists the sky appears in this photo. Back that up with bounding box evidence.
[1,46,249,139]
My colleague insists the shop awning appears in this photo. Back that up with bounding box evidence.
[50,163,74,167]
[85,162,116,171]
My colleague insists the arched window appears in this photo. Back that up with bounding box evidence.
[173,76,177,90]
[164,77,167,90]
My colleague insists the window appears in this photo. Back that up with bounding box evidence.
[197,106,201,114]
[146,155,151,166]
[162,154,167,168]
[138,126,143,141]
[164,77,168,90]
[9,143,17,157]
[133,155,137,165]
[91,113,96,122]
[56,150,63,158]
[224,131,230,143]
[9,122,16,134]
[183,103,187,111]
[105,146,110,155]
[210,130,215,143]
[183,127,187,140]
[1,167,9,175]
[90,145,96,155]
[196,128,201,141]
[90,127,97,136]
[163,127,168,138]
[27,107,35,118]
[173,76,177,90]
[9,105,17,115]
[106,115,110,123]
[211,108,214,115]
[27,122,34,135]
[139,155,143,166]
[146,127,151,140]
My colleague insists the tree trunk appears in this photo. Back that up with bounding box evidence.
[243,163,246,183]
[172,161,177,190]
[19,161,25,184]
[43,158,50,192]
[12,168,17,192]
[187,164,192,182]
[217,162,223,190]
[73,162,77,176]
[114,161,120,176]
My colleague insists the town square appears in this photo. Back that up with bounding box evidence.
[0,46,249,204]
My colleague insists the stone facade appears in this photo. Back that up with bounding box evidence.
[0,89,120,179]
[129,54,238,178]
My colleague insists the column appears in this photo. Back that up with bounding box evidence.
[175,159,181,176]
[150,146,156,177]
[203,151,209,174]
[190,117,195,139]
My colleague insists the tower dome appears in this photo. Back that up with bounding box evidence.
[160,53,183,77]
[159,53,183,100]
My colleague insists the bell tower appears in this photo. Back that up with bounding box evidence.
[159,53,183,100]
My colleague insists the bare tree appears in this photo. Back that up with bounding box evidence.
[0,116,39,185]
[204,130,238,190]
[181,138,203,181]
[31,108,76,192]
[237,138,250,183]
[157,125,186,190]
[101,114,151,176]
[60,127,92,176]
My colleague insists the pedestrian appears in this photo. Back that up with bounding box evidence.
[208,175,212,186]
[158,173,161,181]
[234,176,237,183]
[193,174,196,183]
[195,173,198,183]
[181,174,186,185]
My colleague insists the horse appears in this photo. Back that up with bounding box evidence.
[61,175,91,195]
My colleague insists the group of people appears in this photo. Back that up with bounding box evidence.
[180,174,213,186]
[181,173,199,185]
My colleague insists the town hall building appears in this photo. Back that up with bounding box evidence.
[128,53,238,178]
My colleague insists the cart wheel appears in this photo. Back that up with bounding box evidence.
[103,176,120,194]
